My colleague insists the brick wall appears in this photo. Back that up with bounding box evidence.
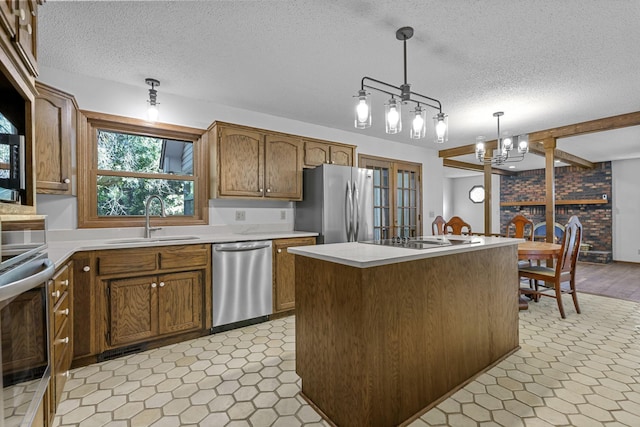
[500,162,612,259]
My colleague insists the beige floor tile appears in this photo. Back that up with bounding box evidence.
[52,295,640,426]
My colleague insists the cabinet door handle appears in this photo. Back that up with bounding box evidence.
[61,279,69,287]
[58,308,69,316]
[63,178,71,184]
[159,282,165,287]
[57,337,69,344]
[52,290,60,298]
[151,282,157,288]
[83,265,91,272]
[258,188,263,193]
[266,188,271,193]
[13,8,25,20]
[277,249,282,253]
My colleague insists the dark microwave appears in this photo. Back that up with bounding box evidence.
[0,134,26,203]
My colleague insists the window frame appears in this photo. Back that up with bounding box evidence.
[78,111,208,228]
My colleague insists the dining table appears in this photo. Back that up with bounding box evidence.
[517,241,562,310]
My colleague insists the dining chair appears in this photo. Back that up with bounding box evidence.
[518,215,582,319]
[506,214,534,240]
[444,216,472,235]
[432,215,446,235]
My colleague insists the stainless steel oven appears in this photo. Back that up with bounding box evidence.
[0,218,53,427]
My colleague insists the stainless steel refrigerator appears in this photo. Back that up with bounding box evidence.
[295,164,374,244]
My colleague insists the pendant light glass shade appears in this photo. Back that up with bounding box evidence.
[433,113,448,143]
[354,90,372,129]
[475,136,486,161]
[517,134,529,153]
[147,104,159,122]
[410,106,427,139]
[385,98,402,134]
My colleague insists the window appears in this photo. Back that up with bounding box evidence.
[469,185,485,203]
[358,154,422,239]
[79,111,208,228]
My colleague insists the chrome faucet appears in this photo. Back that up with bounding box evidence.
[144,195,166,238]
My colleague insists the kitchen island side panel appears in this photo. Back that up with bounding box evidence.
[295,245,519,427]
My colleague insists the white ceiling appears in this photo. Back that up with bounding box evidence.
[37,1,640,176]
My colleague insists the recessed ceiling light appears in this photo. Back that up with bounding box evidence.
[508,165,516,169]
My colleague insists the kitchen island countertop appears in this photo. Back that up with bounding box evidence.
[288,235,522,268]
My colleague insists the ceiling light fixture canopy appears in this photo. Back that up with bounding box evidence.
[354,26,448,143]
[145,78,160,122]
[475,112,528,165]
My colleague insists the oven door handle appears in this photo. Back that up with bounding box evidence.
[0,258,55,304]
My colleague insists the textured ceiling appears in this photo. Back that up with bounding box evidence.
[37,1,640,173]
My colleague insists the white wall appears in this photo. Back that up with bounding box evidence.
[443,174,501,235]
[36,67,444,234]
[612,159,640,262]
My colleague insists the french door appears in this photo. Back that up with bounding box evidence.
[359,155,422,239]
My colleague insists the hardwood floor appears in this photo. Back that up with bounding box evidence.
[575,261,640,302]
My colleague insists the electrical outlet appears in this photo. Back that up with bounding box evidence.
[235,210,246,221]
[280,210,286,220]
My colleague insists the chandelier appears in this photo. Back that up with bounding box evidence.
[353,26,449,143]
[475,112,529,165]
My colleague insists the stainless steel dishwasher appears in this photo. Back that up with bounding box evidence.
[212,240,273,332]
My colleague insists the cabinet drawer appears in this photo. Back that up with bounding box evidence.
[53,292,70,338]
[53,317,70,369]
[159,244,209,270]
[97,249,157,275]
[51,264,70,305]
[52,318,72,412]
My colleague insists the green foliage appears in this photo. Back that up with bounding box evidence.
[96,130,192,216]
[0,113,15,134]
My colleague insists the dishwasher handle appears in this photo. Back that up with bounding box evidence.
[214,244,271,252]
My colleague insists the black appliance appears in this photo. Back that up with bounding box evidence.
[0,218,53,426]
[0,134,26,203]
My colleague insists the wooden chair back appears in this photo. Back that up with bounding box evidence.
[506,214,534,240]
[556,216,583,278]
[518,215,582,319]
[445,216,471,235]
[432,215,446,235]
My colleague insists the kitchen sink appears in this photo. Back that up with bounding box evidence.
[106,236,200,244]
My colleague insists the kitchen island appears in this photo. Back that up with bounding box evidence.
[289,236,521,427]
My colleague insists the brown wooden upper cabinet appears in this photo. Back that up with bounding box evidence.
[35,82,77,194]
[209,122,304,200]
[1,0,40,78]
[303,139,354,168]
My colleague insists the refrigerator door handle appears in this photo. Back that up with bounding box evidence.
[353,182,360,241]
[345,180,353,241]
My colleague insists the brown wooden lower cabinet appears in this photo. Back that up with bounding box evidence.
[272,237,316,314]
[106,270,203,347]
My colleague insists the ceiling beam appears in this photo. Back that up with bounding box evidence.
[443,159,516,176]
[438,110,640,159]
[529,111,640,140]
[438,140,497,158]
[528,142,595,168]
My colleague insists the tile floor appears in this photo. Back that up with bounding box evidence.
[54,292,640,426]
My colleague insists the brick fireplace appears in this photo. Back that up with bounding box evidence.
[500,162,612,263]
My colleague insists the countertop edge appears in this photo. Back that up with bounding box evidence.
[46,231,318,269]
[288,237,523,268]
